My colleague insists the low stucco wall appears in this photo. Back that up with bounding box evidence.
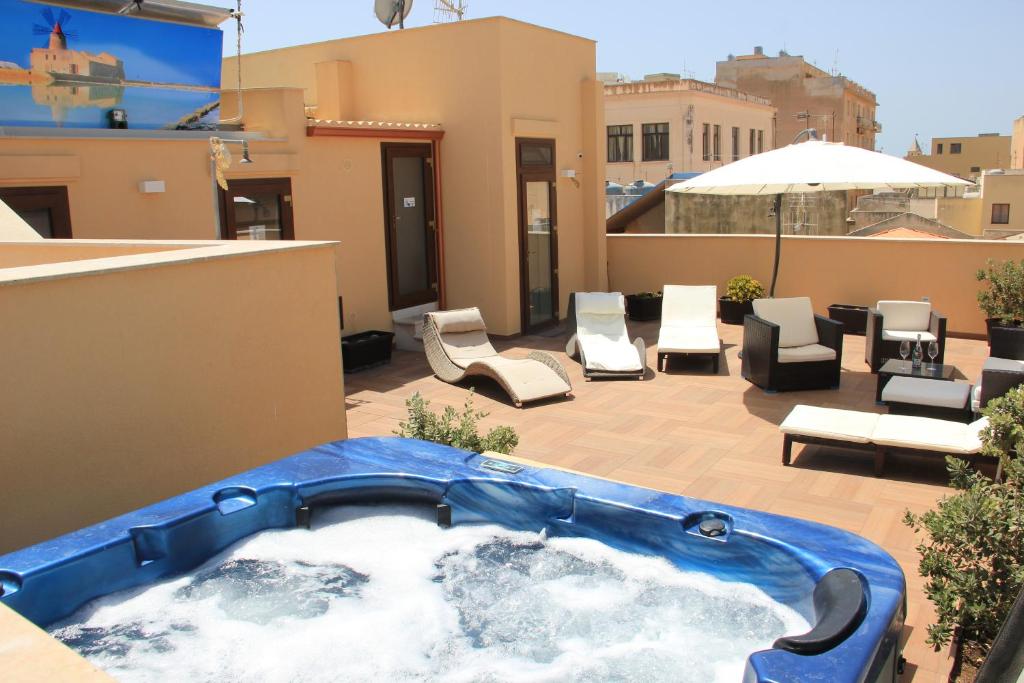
[608,233,1024,336]
[0,241,347,554]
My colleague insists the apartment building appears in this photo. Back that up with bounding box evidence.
[603,74,776,185]
[907,132,1011,181]
[715,47,879,150]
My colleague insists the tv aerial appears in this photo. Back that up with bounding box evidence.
[375,0,413,29]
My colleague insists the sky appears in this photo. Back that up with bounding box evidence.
[226,0,1023,154]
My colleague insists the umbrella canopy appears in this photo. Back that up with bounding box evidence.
[665,139,970,296]
[666,140,970,195]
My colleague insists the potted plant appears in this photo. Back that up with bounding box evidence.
[624,291,663,321]
[719,275,765,325]
[977,259,1024,358]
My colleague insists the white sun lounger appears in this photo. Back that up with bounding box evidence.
[423,308,571,407]
[565,292,646,380]
[657,285,721,373]
[779,404,992,477]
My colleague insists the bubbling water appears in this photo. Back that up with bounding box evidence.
[50,505,809,682]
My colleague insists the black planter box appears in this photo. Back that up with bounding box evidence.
[989,324,1024,360]
[719,297,753,325]
[828,304,869,335]
[625,294,663,321]
[341,330,395,373]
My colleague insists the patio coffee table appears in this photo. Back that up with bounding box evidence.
[875,359,955,403]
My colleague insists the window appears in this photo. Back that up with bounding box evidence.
[971,166,981,173]
[757,130,765,153]
[0,186,72,238]
[992,203,1010,225]
[642,122,669,161]
[606,125,633,163]
[749,128,756,155]
[712,125,721,161]
[937,143,944,154]
[950,143,962,154]
[218,177,295,241]
[731,126,740,161]
[702,124,710,161]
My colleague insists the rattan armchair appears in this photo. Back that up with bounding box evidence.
[865,301,947,373]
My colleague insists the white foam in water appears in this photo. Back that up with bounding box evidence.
[50,505,810,682]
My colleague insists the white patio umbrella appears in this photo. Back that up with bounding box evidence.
[666,135,970,296]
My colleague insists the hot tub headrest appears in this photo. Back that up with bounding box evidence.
[773,568,868,656]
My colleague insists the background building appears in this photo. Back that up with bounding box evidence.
[603,74,775,185]
[715,47,879,150]
[906,132,1011,181]
[1009,116,1023,169]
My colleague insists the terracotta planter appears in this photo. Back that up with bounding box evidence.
[625,294,663,322]
[719,297,753,325]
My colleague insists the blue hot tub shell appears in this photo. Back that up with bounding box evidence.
[0,437,905,682]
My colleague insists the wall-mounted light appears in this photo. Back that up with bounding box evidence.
[138,180,165,194]
[209,136,254,191]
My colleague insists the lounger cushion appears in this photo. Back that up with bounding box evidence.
[576,292,626,316]
[472,357,571,402]
[877,301,931,332]
[872,415,987,455]
[971,383,982,413]
[752,297,819,348]
[658,326,720,354]
[661,285,717,327]
[777,344,836,364]
[780,405,879,444]
[881,330,938,343]
[439,330,497,368]
[574,293,643,372]
[431,308,486,334]
[984,356,1024,373]
[881,376,970,409]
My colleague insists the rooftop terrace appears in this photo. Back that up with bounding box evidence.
[345,321,992,682]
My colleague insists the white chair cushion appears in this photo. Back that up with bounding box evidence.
[473,357,571,402]
[779,405,879,443]
[984,356,1024,372]
[877,301,931,332]
[881,330,938,343]
[576,292,626,316]
[881,376,969,409]
[440,330,498,368]
[661,285,717,327]
[777,344,836,364]
[658,326,721,354]
[872,415,986,454]
[971,383,981,413]
[431,307,486,334]
[752,297,819,348]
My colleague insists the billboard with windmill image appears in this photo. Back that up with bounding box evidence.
[0,0,223,129]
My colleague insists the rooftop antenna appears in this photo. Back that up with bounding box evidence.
[831,49,839,76]
[433,0,466,23]
[375,0,413,29]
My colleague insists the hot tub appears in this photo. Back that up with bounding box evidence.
[0,437,905,681]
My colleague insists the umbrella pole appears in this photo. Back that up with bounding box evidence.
[769,193,782,297]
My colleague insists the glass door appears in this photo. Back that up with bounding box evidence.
[516,139,558,333]
[0,186,72,238]
[382,143,437,311]
[218,178,294,240]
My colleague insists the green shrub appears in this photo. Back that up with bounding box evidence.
[394,391,518,455]
[725,275,765,303]
[976,258,1024,325]
[903,387,1024,652]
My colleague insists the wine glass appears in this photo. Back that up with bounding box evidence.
[928,341,939,369]
[899,340,911,370]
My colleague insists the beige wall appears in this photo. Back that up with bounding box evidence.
[1012,117,1024,170]
[607,233,1024,336]
[979,171,1024,236]
[936,196,983,235]
[604,81,775,184]
[0,240,346,554]
[911,134,1011,180]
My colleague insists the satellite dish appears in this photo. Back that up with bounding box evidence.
[375,0,412,29]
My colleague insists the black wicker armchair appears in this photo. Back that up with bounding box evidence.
[865,302,947,374]
[972,358,1024,414]
[741,298,844,392]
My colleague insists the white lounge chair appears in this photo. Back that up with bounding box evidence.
[566,292,646,380]
[423,308,571,407]
[657,285,721,373]
[779,404,994,477]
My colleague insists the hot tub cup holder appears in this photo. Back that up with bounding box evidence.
[213,486,259,515]
[0,570,22,597]
[682,511,733,541]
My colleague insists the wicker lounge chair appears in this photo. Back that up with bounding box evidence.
[565,292,646,380]
[970,356,1024,415]
[741,297,843,392]
[423,308,571,407]
[779,404,994,477]
[657,285,721,373]
[865,300,947,373]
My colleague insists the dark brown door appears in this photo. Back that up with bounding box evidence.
[382,143,437,311]
[0,186,72,238]
[516,138,558,333]
[218,178,295,240]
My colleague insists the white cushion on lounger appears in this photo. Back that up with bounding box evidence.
[777,344,836,364]
[432,307,486,334]
[472,357,571,402]
[752,297,819,348]
[881,376,970,409]
[877,301,931,331]
[971,383,982,413]
[780,405,879,443]
[871,415,987,454]
[984,356,1024,372]
[661,285,717,326]
[576,292,626,316]
[441,330,498,368]
[658,326,721,354]
[882,330,938,343]
[574,293,643,372]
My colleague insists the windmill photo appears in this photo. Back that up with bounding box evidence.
[33,7,77,50]
[30,6,126,84]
